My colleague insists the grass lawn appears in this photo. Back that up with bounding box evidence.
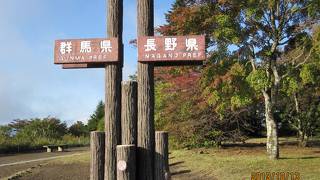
[170,138,320,180]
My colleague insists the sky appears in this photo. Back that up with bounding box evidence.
[0,0,175,125]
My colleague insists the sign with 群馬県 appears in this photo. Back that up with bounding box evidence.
[54,38,119,64]
[137,35,206,64]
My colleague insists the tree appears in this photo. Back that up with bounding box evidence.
[14,117,68,142]
[69,121,88,137]
[0,125,12,144]
[159,0,320,159]
[279,26,320,146]
[129,72,137,81]
[154,67,260,147]
[87,101,105,131]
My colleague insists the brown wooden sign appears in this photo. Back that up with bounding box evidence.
[137,35,206,63]
[62,63,105,69]
[54,38,119,64]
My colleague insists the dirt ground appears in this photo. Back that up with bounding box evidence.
[18,163,90,180]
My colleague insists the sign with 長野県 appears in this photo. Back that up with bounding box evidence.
[54,38,119,64]
[137,35,206,64]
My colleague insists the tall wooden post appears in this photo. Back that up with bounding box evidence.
[137,0,155,179]
[105,0,123,179]
[121,81,138,145]
[116,145,136,180]
[137,0,154,180]
[90,132,105,180]
[155,131,169,180]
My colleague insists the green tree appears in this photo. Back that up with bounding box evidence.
[159,0,319,159]
[15,117,67,142]
[87,101,105,131]
[0,125,12,137]
[69,121,88,137]
[0,125,12,144]
[97,117,105,131]
[279,26,320,146]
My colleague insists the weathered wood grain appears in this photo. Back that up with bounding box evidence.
[116,145,136,180]
[137,0,155,179]
[90,132,105,180]
[121,81,137,145]
[105,0,123,179]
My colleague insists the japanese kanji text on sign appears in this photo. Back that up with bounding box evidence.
[54,38,119,64]
[138,35,206,63]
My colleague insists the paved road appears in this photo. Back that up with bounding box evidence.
[0,147,89,178]
[0,153,84,167]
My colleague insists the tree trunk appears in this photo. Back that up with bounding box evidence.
[262,90,279,159]
[294,93,308,147]
[105,0,123,179]
[137,0,155,179]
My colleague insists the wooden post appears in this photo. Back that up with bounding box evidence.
[117,145,136,180]
[154,131,169,180]
[121,81,138,145]
[137,0,155,179]
[90,132,105,180]
[105,0,123,179]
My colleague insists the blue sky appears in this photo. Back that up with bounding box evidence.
[0,0,175,125]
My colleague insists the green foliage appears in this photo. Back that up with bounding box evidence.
[0,118,89,154]
[229,62,246,77]
[202,60,254,117]
[230,95,252,111]
[154,0,320,148]
[87,101,105,131]
[313,26,320,59]
[155,82,177,129]
[13,118,68,141]
[128,72,137,81]
[69,121,88,137]
[246,70,270,91]
[206,90,220,107]
[300,64,316,85]
[0,125,12,138]
[282,76,300,95]
[97,117,105,131]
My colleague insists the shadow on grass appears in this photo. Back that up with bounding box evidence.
[169,160,192,176]
[169,161,185,166]
[221,143,265,149]
[221,139,320,149]
[171,170,192,175]
[280,156,320,160]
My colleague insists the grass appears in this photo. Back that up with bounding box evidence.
[170,139,320,180]
[36,137,320,180]
[51,152,90,164]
